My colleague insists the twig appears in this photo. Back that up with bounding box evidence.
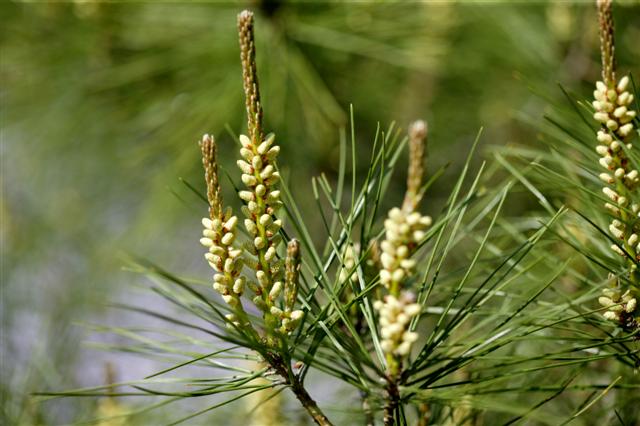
[383,376,399,426]
[267,352,334,426]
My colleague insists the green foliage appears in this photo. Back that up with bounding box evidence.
[3,2,640,425]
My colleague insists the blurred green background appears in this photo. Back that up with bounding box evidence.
[2,1,639,424]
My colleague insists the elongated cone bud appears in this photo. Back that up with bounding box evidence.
[200,134,223,219]
[403,120,427,212]
[284,239,301,311]
[238,10,263,144]
[597,0,616,86]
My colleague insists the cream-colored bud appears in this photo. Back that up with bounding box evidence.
[221,232,235,245]
[380,269,391,285]
[387,323,404,336]
[618,91,630,105]
[251,155,262,170]
[609,224,624,240]
[241,173,257,186]
[237,160,253,174]
[628,234,639,247]
[599,173,614,184]
[210,247,226,259]
[240,147,253,161]
[254,236,266,250]
[224,216,238,231]
[597,131,613,144]
[247,201,259,214]
[392,268,405,283]
[611,244,626,256]
[380,253,394,270]
[239,134,252,148]
[594,112,609,123]
[202,218,214,229]
[599,296,613,307]
[396,313,409,325]
[266,171,280,184]
[614,168,625,178]
[413,230,426,241]
[596,81,607,92]
[260,165,274,179]
[268,190,281,202]
[420,216,432,227]
[610,304,624,313]
[603,187,619,201]
[244,219,257,236]
[381,340,394,353]
[386,295,399,308]
[205,252,219,264]
[625,110,637,120]
[270,306,283,317]
[290,310,304,321]
[200,237,214,247]
[266,146,280,159]
[203,229,216,238]
[256,270,268,286]
[396,245,409,259]
[406,212,422,226]
[613,106,627,118]
[233,278,245,294]
[380,240,394,254]
[389,208,403,221]
[619,123,634,137]
[596,145,609,155]
[604,203,621,216]
[617,76,630,92]
[599,157,613,169]
[255,184,266,197]
[625,298,636,313]
[603,311,619,321]
[259,214,272,226]
[239,191,254,202]
[269,281,282,299]
[606,119,618,130]
[224,258,234,273]
[264,246,276,262]
[403,331,419,343]
[271,219,282,229]
[400,259,416,270]
[404,303,421,316]
[396,342,412,356]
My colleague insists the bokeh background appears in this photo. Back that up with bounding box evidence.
[2,1,639,424]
